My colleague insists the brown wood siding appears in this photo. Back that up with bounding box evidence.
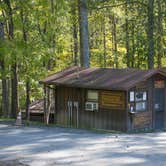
[133,112,152,129]
[152,74,166,128]
[128,80,153,130]
[127,74,166,130]
[22,112,54,123]
[55,87,127,131]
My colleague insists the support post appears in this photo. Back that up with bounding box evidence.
[44,85,47,124]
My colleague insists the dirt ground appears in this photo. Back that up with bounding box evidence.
[0,124,166,166]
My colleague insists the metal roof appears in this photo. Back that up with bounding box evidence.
[40,66,166,90]
[24,99,54,113]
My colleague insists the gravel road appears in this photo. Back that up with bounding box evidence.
[0,124,166,166]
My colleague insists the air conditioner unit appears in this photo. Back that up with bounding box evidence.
[93,103,98,111]
[85,102,98,111]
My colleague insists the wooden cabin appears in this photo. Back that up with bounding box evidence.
[40,67,166,132]
[22,99,54,123]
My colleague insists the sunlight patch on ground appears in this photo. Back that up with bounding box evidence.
[0,124,166,166]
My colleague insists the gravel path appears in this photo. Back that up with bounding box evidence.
[0,124,166,166]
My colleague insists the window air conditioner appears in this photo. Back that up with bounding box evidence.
[85,102,98,111]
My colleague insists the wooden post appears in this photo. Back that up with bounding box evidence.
[54,86,57,124]
[44,85,47,124]
[164,80,166,128]
[46,87,51,125]
[152,78,156,129]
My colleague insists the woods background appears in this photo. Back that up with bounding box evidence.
[0,0,165,118]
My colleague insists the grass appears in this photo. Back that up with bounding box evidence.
[0,118,15,124]
[0,118,46,127]
[0,118,122,134]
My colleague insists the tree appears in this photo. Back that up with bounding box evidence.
[111,14,118,68]
[0,22,9,117]
[3,0,19,118]
[78,0,90,67]
[147,0,154,69]
[20,1,30,120]
[0,0,166,120]
[156,0,163,68]
[125,0,130,68]
[71,0,79,66]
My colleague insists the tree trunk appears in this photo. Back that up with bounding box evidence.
[4,0,19,118]
[103,16,106,68]
[25,80,30,120]
[136,32,141,69]
[73,15,79,66]
[20,7,30,120]
[44,85,47,123]
[157,0,163,68]
[112,14,118,68]
[125,0,130,68]
[43,86,51,125]
[71,1,79,66]
[11,63,19,118]
[49,0,56,70]
[1,62,9,118]
[147,0,154,69]
[78,0,90,67]
[131,21,135,68]
[46,87,51,125]
[0,22,9,118]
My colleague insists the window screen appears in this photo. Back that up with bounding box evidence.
[87,90,98,101]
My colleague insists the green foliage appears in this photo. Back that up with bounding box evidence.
[0,0,165,112]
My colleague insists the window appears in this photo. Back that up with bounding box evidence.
[87,90,98,101]
[85,90,99,111]
[136,102,146,111]
[129,91,135,102]
[135,92,147,101]
[129,91,148,112]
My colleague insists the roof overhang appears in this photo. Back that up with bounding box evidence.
[39,67,166,91]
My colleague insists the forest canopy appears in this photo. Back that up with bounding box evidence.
[0,0,165,118]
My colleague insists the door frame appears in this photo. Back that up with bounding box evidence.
[152,79,166,129]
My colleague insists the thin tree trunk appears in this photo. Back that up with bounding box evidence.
[125,0,130,68]
[131,21,135,68]
[112,14,118,68]
[103,16,106,68]
[73,14,78,66]
[71,1,78,66]
[25,80,30,120]
[44,85,47,123]
[46,87,51,125]
[78,0,90,67]
[147,0,154,69]
[43,86,51,125]
[157,0,163,68]
[136,33,141,69]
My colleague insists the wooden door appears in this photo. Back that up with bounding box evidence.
[154,88,165,129]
